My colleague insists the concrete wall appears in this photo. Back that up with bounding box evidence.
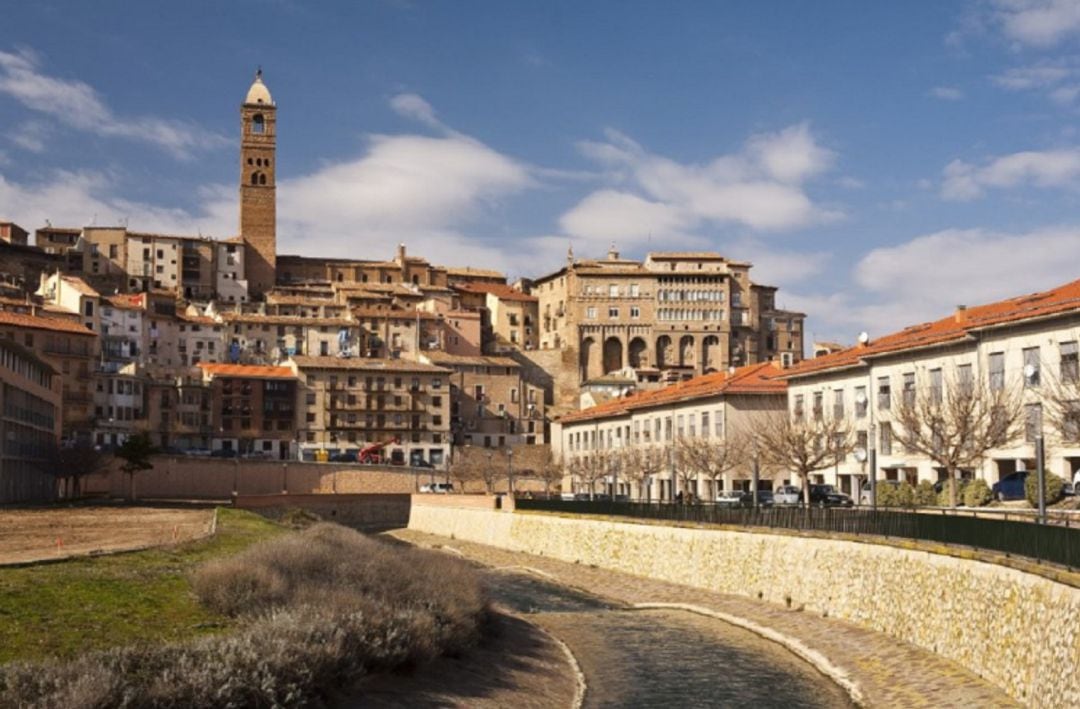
[82,456,426,499]
[408,502,1080,708]
[236,493,410,529]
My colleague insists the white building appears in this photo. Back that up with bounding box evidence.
[553,362,787,500]
[781,278,1080,495]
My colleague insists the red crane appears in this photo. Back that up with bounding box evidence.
[358,436,399,464]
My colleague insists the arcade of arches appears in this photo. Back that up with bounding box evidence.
[579,333,727,380]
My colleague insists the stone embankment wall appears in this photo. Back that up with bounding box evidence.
[409,500,1080,708]
[236,493,411,529]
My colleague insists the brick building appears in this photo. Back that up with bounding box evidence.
[199,362,298,458]
[289,356,451,467]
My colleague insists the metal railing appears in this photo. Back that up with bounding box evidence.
[514,499,1080,569]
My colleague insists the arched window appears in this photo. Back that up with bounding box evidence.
[251,172,260,185]
[259,173,267,185]
[252,114,265,134]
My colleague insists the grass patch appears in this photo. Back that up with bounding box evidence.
[0,508,283,664]
[1,523,488,708]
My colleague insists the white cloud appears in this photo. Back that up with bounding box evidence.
[991,63,1070,90]
[389,93,444,131]
[993,0,1080,48]
[941,148,1080,200]
[563,123,838,248]
[0,49,225,159]
[8,121,48,153]
[929,86,966,100]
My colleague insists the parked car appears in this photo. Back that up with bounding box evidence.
[858,479,899,505]
[773,485,802,505]
[716,490,745,508]
[411,459,435,469]
[809,484,854,507]
[210,448,237,458]
[991,471,1029,501]
[419,482,453,494]
[742,490,775,508]
[329,451,358,463]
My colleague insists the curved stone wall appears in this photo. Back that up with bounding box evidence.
[409,503,1080,708]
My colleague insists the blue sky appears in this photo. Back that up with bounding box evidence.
[3,1,1080,344]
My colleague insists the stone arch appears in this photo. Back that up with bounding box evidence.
[628,337,648,368]
[679,335,695,367]
[253,114,265,134]
[702,335,720,372]
[580,337,602,381]
[602,337,623,374]
[656,335,674,368]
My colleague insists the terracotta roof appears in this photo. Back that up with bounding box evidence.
[783,277,1080,380]
[560,362,786,424]
[647,252,729,261]
[105,293,145,310]
[219,312,355,327]
[291,356,451,373]
[0,310,96,336]
[177,313,218,325]
[198,363,296,379]
[446,266,505,279]
[352,307,441,321]
[452,282,537,303]
[60,276,99,296]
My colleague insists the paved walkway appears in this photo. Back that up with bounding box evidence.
[390,529,1018,709]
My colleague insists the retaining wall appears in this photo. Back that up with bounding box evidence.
[235,493,411,529]
[408,500,1080,708]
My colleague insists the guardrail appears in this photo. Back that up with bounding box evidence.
[514,499,1080,569]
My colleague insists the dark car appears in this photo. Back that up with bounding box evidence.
[737,490,774,508]
[329,451,358,463]
[809,484,854,508]
[210,448,237,458]
[991,471,1028,501]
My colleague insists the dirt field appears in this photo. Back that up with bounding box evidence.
[0,507,216,564]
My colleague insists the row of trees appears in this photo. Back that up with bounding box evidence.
[557,373,1080,507]
[46,432,157,499]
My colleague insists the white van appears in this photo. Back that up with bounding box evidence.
[419,482,454,494]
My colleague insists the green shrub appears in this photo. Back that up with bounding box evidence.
[937,479,968,507]
[874,480,898,507]
[913,480,937,507]
[1024,471,1065,508]
[963,479,991,507]
[893,482,915,508]
[0,523,488,708]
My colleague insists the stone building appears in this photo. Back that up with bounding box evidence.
[289,355,451,467]
[0,222,29,246]
[199,362,298,458]
[145,367,212,451]
[0,310,97,439]
[420,351,547,448]
[531,247,804,411]
[451,282,538,353]
[0,337,62,503]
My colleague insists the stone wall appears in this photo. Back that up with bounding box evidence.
[81,456,425,500]
[408,502,1080,708]
[236,493,410,529]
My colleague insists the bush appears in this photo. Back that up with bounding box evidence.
[893,482,915,508]
[913,480,937,507]
[0,523,488,707]
[937,479,968,507]
[1024,471,1065,508]
[963,479,991,507]
[874,480,898,507]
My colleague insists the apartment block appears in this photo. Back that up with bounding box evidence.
[199,362,298,458]
[0,338,62,503]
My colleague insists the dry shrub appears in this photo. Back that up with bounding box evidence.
[1,524,487,708]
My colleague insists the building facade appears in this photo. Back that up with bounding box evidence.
[200,362,298,458]
[0,338,62,503]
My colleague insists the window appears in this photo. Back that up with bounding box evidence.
[1025,403,1043,443]
[812,392,823,420]
[989,352,1005,391]
[630,306,640,319]
[701,412,710,438]
[880,423,893,456]
[510,388,518,403]
[1063,400,1080,441]
[1022,346,1041,387]
[84,301,94,317]
[676,415,685,437]
[793,394,805,421]
[929,368,943,404]
[586,307,597,320]
[1061,341,1079,383]
[608,284,618,297]
[957,363,974,394]
[833,389,844,419]
[630,283,640,297]
[608,307,619,319]
[902,372,915,407]
[854,385,867,418]
[856,430,868,454]
[714,410,723,438]
[877,376,891,409]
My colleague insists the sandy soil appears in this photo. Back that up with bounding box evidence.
[0,507,215,564]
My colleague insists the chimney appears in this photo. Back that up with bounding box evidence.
[396,243,406,265]
[955,305,967,323]
[607,242,619,261]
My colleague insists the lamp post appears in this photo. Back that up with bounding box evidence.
[868,422,877,510]
[507,447,514,496]
[486,450,493,494]
[1036,434,1046,524]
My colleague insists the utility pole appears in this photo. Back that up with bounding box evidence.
[1036,434,1046,524]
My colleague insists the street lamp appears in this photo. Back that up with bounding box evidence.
[507,447,514,496]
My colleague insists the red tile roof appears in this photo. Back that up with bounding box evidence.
[783,277,1080,380]
[559,362,786,424]
[0,310,95,336]
[452,282,537,302]
[197,363,296,379]
[105,293,146,310]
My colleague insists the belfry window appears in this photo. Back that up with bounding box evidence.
[251,172,260,185]
[259,173,267,185]
[252,114,265,134]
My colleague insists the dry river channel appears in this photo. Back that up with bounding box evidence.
[485,568,855,708]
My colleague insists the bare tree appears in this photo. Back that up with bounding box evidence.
[532,446,566,496]
[622,444,666,501]
[1042,369,1080,449]
[44,440,107,499]
[570,451,610,499]
[673,431,749,502]
[893,376,1022,507]
[448,454,480,493]
[753,411,856,505]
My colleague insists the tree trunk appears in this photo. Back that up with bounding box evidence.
[802,473,811,505]
[948,466,958,508]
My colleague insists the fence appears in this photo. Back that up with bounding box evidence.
[514,499,1080,569]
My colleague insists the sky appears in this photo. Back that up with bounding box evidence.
[3,1,1080,345]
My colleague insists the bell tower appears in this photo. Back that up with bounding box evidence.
[239,68,276,296]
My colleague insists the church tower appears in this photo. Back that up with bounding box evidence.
[239,69,276,296]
